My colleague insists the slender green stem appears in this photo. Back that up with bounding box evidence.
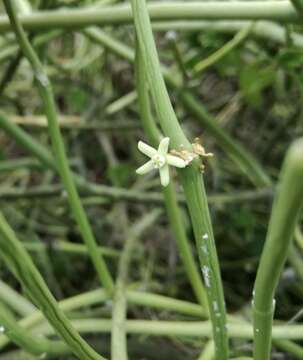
[0,30,62,65]
[23,240,120,258]
[198,341,214,360]
[0,211,106,360]
[135,44,208,309]
[34,319,303,340]
[253,139,303,360]
[3,0,113,293]
[83,28,271,187]
[0,287,206,350]
[0,302,67,356]
[0,2,298,33]
[193,24,253,73]
[0,280,36,317]
[130,0,228,358]
[111,210,161,360]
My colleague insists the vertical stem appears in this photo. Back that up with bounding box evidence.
[130,1,228,358]
[0,302,67,356]
[135,44,208,309]
[111,210,160,360]
[3,0,113,293]
[0,212,106,360]
[253,139,303,359]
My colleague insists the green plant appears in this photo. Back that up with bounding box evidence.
[0,1,303,359]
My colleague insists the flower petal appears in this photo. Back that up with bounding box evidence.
[167,154,187,168]
[158,137,170,155]
[136,160,154,175]
[138,141,157,158]
[159,164,170,187]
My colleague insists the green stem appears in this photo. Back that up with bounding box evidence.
[23,240,120,259]
[0,302,67,356]
[253,139,303,360]
[0,211,106,360]
[111,210,160,360]
[193,23,253,74]
[0,2,298,32]
[135,43,208,309]
[0,288,206,350]
[34,319,303,340]
[130,0,228,358]
[0,280,36,317]
[3,0,113,293]
[83,28,271,187]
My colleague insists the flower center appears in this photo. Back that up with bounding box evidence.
[152,154,166,169]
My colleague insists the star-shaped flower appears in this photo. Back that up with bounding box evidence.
[136,137,186,187]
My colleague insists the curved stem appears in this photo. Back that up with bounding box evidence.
[111,210,160,360]
[253,139,303,360]
[0,302,67,356]
[135,43,208,309]
[0,280,36,317]
[83,28,271,187]
[0,211,106,360]
[130,0,228,358]
[0,2,298,32]
[3,0,113,293]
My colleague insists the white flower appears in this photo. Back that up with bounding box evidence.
[136,137,186,187]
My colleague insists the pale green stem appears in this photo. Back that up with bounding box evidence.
[253,139,303,360]
[130,0,228,358]
[0,288,206,349]
[0,302,67,356]
[135,43,208,309]
[83,28,271,187]
[198,341,215,360]
[3,0,113,293]
[111,210,161,360]
[34,319,303,340]
[194,23,253,73]
[0,211,106,360]
[0,280,36,317]
[0,2,299,33]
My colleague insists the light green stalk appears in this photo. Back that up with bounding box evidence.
[0,288,206,350]
[3,0,113,293]
[253,139,303,360]
[34,319,303,341]
[84,28,271,187]
[0,2,299,32]
[135,43,208,309]
[0,211,106,360]
[0,280,36,316]
[194,24,253,74]
[0,302,67,356]
[111,210,161,360]
[130,0,228,358]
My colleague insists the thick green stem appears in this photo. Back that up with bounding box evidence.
[0,280,36,317]
[0,2,299,32]
[0,302,67,356]
[3,0,113,293]
[33,319,303,340]
[0,211,106,360]
[83,28,270,187]
[135,44,208,309]
[111,210,160,360]
[130,0,228,358]
[253,139,303,360]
